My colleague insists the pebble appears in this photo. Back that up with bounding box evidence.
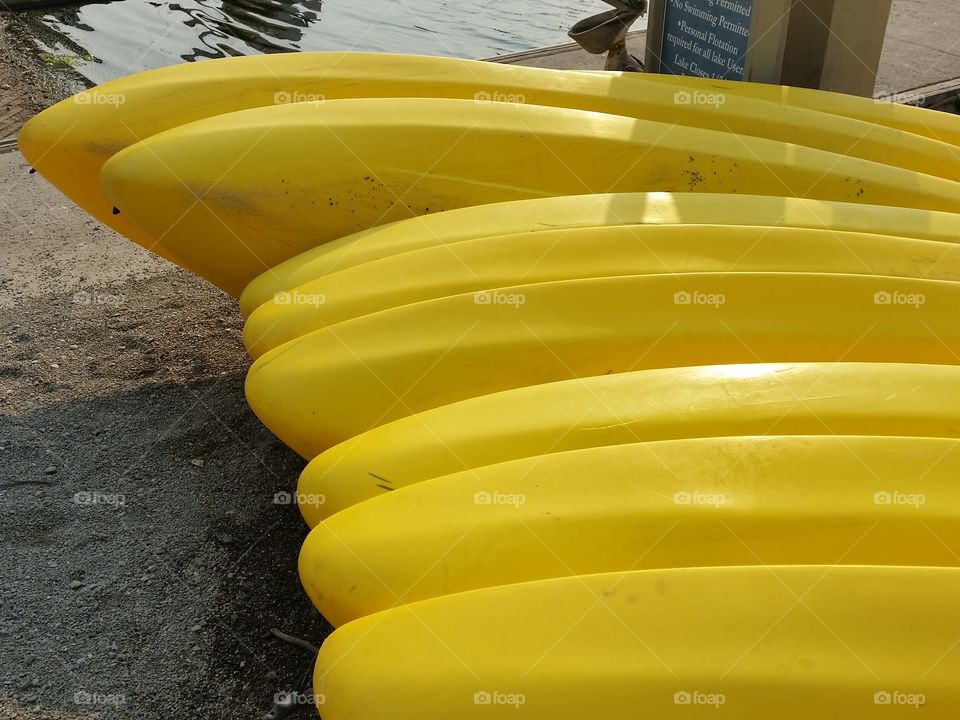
[44,466,57,475]
[190,458,205,468]
[69,580,82,590]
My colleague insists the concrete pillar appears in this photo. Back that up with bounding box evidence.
[783,0,893,96]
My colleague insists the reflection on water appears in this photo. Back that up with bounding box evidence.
[26,0,645,84]
[173,0,325,60]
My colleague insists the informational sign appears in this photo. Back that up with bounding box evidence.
[645,0,892,96]
[658,0,754,80]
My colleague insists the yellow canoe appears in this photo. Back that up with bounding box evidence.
[19,51,960,280]
[301,435,960,626]
[316,565,960,719]
[297,362,960,524]
[240,192,960,317]
[246,273,960,458]
[244,224,960,358]
[101,98,960,296]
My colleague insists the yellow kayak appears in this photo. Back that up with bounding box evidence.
[19,51,960,275]
[244,224,960,358]
[246,273,960,458]
[101,98,960,297]
[301,435,960,626]
[296,362,960,525]
[240,192,960,317]
[637,70,960,147]
[316,565,960,719]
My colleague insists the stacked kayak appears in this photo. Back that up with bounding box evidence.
[20,52,960,718]
[18,52,960,295]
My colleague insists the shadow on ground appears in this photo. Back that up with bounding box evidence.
[1,270,332,718]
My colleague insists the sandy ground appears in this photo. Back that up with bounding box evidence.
[1,18,330,720]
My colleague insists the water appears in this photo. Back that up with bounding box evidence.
[26,0,645,85]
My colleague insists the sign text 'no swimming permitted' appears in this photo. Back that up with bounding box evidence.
[660,0,754,80]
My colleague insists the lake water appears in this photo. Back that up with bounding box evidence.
[25,0,646,85]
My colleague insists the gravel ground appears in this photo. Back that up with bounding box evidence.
[0,20,331,720]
